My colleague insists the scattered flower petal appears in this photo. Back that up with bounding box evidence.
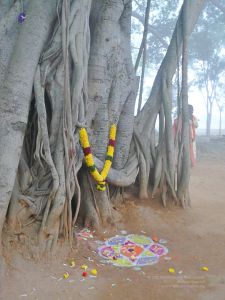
[169,268,175,274]
[91,269,98,276]
[63,272,69,279]
[81,265,88,270]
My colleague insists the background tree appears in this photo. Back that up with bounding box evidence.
[135,0,151,114]
[190,1,225,136]
[132,0,180,111]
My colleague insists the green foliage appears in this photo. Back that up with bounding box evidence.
[132,0,182,69]
[190,2,225,62]
[190,1,225,105]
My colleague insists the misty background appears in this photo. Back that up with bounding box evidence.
[131,0,225,135]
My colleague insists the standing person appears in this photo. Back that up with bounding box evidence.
[188,104,198,167]
[173,104,198,167]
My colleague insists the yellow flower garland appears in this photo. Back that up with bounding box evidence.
[79,125,117,191]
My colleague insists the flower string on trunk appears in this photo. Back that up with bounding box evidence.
[79,125,117,191]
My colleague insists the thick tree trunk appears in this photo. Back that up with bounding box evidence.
[0,0,138,251]
[0,0,58,248]
[82,0,138,227]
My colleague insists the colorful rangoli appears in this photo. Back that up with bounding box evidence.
[97,234,168,267]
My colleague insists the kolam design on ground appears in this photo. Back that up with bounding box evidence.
[97,234,168,267]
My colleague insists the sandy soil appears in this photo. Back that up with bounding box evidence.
[1,150,225,300]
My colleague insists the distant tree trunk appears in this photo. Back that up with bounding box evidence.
[219,108,222,136]
[135,0,151,72]
[136,0,151,114]
[206,100,213,137]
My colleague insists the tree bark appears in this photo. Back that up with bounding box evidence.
[137,44,147,114]
[0,0,58,248]
[177,0,191,207]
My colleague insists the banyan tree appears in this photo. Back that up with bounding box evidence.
[0,0,206,254]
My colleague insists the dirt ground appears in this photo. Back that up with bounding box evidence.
[1,140,225,300]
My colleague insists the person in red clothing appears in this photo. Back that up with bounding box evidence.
[173,104,198,167]
[188,104,198,166]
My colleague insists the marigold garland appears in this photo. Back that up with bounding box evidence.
[79,125,117,191]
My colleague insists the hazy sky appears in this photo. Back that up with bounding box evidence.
[132,29,225,133]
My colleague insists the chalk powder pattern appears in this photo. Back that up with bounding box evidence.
[97,234,168,267]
